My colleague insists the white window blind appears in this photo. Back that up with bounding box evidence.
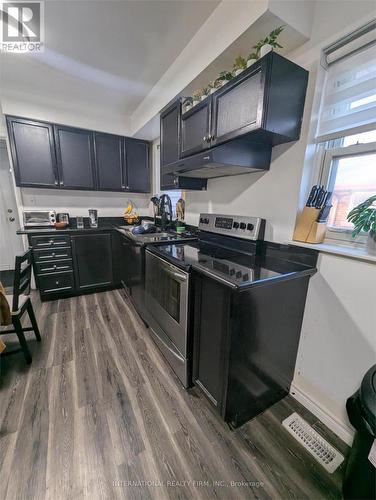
[316,44,376,142]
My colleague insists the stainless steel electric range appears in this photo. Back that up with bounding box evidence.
[144,213,318,426]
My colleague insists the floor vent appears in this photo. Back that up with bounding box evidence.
[282,412,344,473]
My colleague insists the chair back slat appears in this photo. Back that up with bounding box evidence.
[12,249,32,312]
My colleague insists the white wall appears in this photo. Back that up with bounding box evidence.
[20,188,151,219]
[178,1,376,444]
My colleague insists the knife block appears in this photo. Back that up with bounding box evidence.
[293,207,326,244]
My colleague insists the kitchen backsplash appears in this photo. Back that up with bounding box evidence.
[20,187,151,217]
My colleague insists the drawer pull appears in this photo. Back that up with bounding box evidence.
[55,281,59,285]
[49,240,54,244]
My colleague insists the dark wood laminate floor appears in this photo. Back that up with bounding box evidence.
[0,290,348,500]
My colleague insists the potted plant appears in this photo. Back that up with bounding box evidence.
[232,55,247,76]
[183,96,193,112]
[208,80,220,94]
[217,71,233,87]
[254,25,284,58]
[347,194,376,253]
[192,89,203,106]
[201,87,210,101]
[246,52,258,68]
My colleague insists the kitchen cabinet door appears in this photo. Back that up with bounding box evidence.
[192,275,230,409]
[124,139,150,193]
[160,99,181,167]
[54,125,96,190]
[71,233,113,290]
[6,116,59,188]
[94,132,124,191]
[211,66,265,147]
[180,99,211,158]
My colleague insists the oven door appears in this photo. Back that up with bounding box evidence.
[145,250,189,356]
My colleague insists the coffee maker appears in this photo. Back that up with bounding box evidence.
[88,209,98,228]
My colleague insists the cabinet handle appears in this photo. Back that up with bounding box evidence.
[126,185,129,189]
[173,178,178,185]
[203,136,207,142]
[54,180,58,186]
[60,181,64,186]
[52,252,55,257]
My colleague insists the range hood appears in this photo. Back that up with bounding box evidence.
[165,138,272,180]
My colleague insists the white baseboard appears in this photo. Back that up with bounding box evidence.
[290,382,354,446]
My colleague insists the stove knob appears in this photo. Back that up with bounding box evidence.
[236,271,242,279]
[243,273,249,281]
[200,217,204,224]
[205,218,210,224]
[239,222,246,230]
[229,269,235,276]
[233,221,239,229]
[247,223,254,231]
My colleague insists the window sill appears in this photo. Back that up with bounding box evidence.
[287,240,376,263]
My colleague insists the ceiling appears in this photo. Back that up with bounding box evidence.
[0,0,219,117]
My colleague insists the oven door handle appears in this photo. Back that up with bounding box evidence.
[150,252,188,282]
[164,267,187,282]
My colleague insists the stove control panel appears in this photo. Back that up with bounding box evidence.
[199,213,265,241]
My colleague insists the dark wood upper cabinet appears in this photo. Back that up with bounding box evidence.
[160,99,181,167]
[71,232,113,290]
[210,53,308,148]
[94,132,124,191]
[180,99,211,158]
[54,125,96,190]
[211,67,264,147]
[6,116,150,192]
[159,100,208,191]
[124,138,149,193]
[160,53,309,181]
[6,116,59,188]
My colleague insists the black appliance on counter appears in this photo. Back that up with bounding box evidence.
[56,212,70,225]
[146,213,318,426]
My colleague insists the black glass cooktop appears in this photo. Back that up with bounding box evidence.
[150,241,285,288]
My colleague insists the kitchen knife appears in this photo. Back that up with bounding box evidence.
[317,204,333,223]
[306,185,319,207]
[321,191,332,208]
[315,187,327,209]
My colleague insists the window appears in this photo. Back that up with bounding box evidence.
[320,131,376,236]
[314,30,376,244]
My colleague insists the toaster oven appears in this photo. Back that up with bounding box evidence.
[23,210,56,227]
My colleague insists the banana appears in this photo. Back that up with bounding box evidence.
[124,202,133,215]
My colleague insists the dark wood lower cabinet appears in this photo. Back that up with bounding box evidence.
[29,231,116,300]
[71,233,113,290]
[192,271,311,428]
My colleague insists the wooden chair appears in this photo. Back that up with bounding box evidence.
[0,249,41,364]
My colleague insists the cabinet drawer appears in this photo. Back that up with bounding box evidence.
[31,234,71,248]
[33,247,72,262]
[38,272,74,294]
[35,259,73,275]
